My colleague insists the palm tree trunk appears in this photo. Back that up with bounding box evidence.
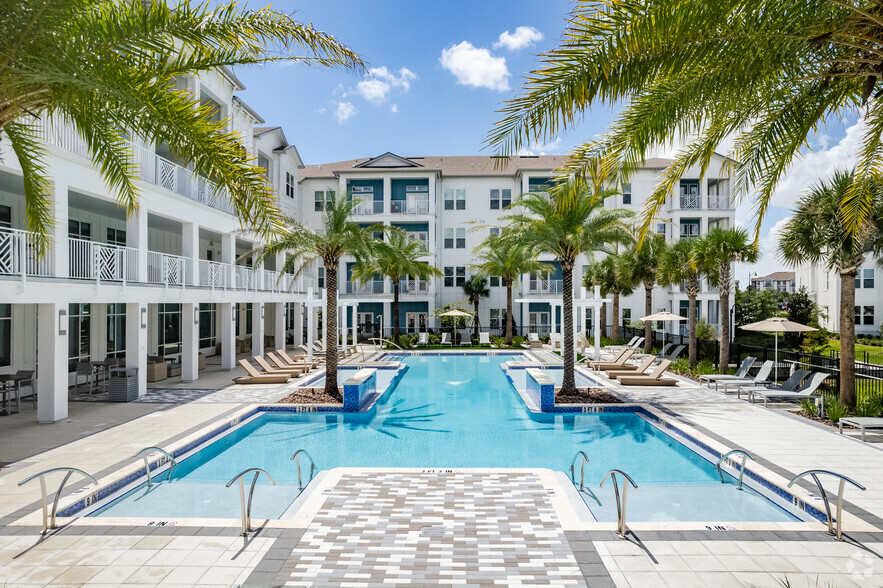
[393,278,400,343]
[324,261,341,400]
[473,299,480,340]
[599,301,607,339]
[562,263,576,393]
[840,270,857,407]
[505,279,514,345]
[612,292,620,342]
[718,278,730,374]
[688,292,698,367]
[644,283,653,353]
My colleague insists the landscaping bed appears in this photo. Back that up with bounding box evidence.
[555,388,622,404]
[278,387,343,405]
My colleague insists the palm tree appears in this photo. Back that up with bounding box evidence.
[2,0,363,251]
[487,0,883,240]
[503,186,632,393]
[462,275,490,340]
[352,230,442,343]
[249,192,379,399]
[659,239,702,367]
[695,227,760,373]
[621,234,667,353]
[582,255,635,342]
[472,234,549,345]
[779,171,883,407]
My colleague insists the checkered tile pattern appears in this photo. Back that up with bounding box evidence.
[276,472,584,586]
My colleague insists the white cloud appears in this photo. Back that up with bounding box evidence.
[517,137,563,156]
[317,107,326,115]
[736,216,792,284]
[494,26,543,51]
[354,66,416,105]
[390,104,399,113]
[440,41,509,91]
[335,101,356,124]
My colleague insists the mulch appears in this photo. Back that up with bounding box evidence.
[278,387,343,405]
[555,387,622,404]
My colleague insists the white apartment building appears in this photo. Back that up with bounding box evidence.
[0,68,314,423]
[297,152,737,339]
[795,263,880,335]
[751,271,796,293]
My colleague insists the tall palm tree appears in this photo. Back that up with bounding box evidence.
[352,230,442,343]
[250,192,379,399]
[582,255,635,342]
[659,239,702,367]
[695,227,760,373]
[779,171,883,407]
[503,187,632,393]
[462,275,490,340]
[472,234,549,345]
[621,233,667,353]
[2,0,363,251]
[487,0,883,240]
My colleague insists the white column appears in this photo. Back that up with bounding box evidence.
[183,222,199,286]
[37,303,68,422]
[221,233,235,288]
[251,302,264,357]
[125,302,148,397]
[382,177,391,213]
[351,306,357,349]
[340,303,347,356]
[126,211,148,283]
[220,302,235,370]
[594,287,602,361]
[182,303,199,382]
[293,302,303,346]
[50,176,69,278]
[90,303,107,360]
[306,303,315,363]
[273,302,285,352]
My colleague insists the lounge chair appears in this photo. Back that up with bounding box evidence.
[416,332,429,347]
[606,356,656,379]
[527,333,544,349]
[441,332,453,347]
[719,361,774,396]
[479,332,493,347]
[738,369,810,399]
[698,357,757,389]
[233,360,290,384]
[586,347,628,368]
[605,336,638,351]
[254,355,303,377]
[748,372,830,410]
[266,352,308,376]
[839,417,883,441]
[662,344,685,361]
[589,349,635,371]
[550,333,561,350]
[654,343,673,358]
[618,360,677,386]
[276,349,323,371]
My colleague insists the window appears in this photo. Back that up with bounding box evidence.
[622,309,631,324]
[245,303,253,335]
[622,183,632,205]
[0,205,11,229]
[489,276,500,288]
[444,228,454,249]
[456,266,466,286]
[257,155,270,180]
[680,219,700,239]
[285,172,295,198]
[317,267,325,289]
[490,188,512,209]
[444,266,466,287]
[456,228,465,249]
[199,303,216,348]
[856,306,875,325]
[157,303,182,356]
[68,220,91,239]
[489,308,507,329]
[656,221,666,236]
[314,190,331,211]
[0,304,10,367]
[444,190,454,210]
[444,229,465,249]
[456,189,466,210]
[106,304,126,359]
[445,189,466,210]
[68,303,90,371]
[490,227,500,237]
[865,269,875,289]
[444,266,454,287]
[106,228,126,246]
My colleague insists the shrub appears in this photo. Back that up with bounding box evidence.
[512,335,525,347]
[491,335,506,347]
[397,334,414,348]
[824,398,849,423]
[540,334,551,344]
[696,318,718,341]
[428,333,441,345]
[799,398,818,417]
[854,396,883,418]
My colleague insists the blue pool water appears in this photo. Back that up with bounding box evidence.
[91,354,802,522]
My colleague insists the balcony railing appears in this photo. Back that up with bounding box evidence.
[527,279,562,294]
[401,279,429,294]
[69,238,138,282]
[147,251,186,286]
[707,194,731,209]
[679,194,701,210]
[0,229,54,278]
[199,259,229,289]
[390,197,429,214]
[346,280,385,295]
[235,265,256,290]
[352,200,384,215]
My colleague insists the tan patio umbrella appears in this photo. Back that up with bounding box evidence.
[438,309,473,318]
[640,311,687,348]
[739,317,817,382]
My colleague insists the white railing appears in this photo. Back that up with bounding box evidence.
[680,194,701,210]
[346,280,384,295]
[147,251,185,286]
[283,274,314,293]
[707,194,731,209]
[235,265,255,290]
[68,238,137,282]
[528,279,562,294]
[400,279,428,295]
[0,229,54,278]
[352,200,383,215]
[390,196,429,214]
[262,269,278,292]
[199,259,229,289]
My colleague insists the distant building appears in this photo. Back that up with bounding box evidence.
[795,263,880,335]
[751,272,795,293]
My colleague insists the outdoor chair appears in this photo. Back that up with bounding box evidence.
[12,370,35,407]
[654,343,673,358]
[254,355,303,377]
[527,333,544,349]
[479,332,493,347]
[233,360,290,385]
[604,336,638,351]
[606,356,656,379]
[75,361,96,394]
[589,349,635,371]
[663,345,685,361]
[416,332,429,347]
[460,333,473,347]
[266,352,307,376]
[441,332,453,347]
[748,372,830,411]
[618,360,677,386]
[698,357,757,389]
[276,349,323,371]
[738,369,811,399]
[719,361,774,396]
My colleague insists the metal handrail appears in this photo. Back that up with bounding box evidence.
[715,449,755,490]
[18,468,98,534]
[570,451,590,492]
[787,470,866,540]
[226,468,276,536]
[600,469,638,539]
[134,447,178,487]
[290,450,317,490]
[369,337,405,351]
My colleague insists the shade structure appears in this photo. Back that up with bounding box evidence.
[739,317,817,382]
[641,311,687,322]
[438,309,473,318]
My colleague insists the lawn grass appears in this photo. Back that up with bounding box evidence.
[822,338,883,364]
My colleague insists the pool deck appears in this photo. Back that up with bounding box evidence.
[1,352,882,586]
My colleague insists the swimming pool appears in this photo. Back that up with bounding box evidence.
[88,353,804,523]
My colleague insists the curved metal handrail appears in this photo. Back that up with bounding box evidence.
[226,468,277,537]
[600,469,638,539]
[18,467,98,534]
[134,447,178,487]
[788,469,866,540]
[715,449,755,490]
[290,450,317,490]
[569,451,590,492]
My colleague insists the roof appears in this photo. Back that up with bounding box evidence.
[253,126,281,137]
[232,96,264,124]
[752,272,795,282]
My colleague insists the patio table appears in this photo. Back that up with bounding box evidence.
[94,358,119,392]
[839,417,883,442]
[0,374,18,416]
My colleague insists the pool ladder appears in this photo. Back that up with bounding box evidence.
[227,468,277,536]
[134,447,178,487]
[569,452,638,539]
[788,470,866,540]
[291,449,317,490]
[18,467,98,534]
[715,449,754,490]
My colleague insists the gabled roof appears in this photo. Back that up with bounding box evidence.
[354,152,424,168]
[752,271,795,281]
[253,126,281,137]
[300,155,571,181]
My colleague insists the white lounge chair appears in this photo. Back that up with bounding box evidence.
[839,417,883,442]
[747,372,829,411]
[527,333,543,349]
[720,361,774,396]
[441,332,453,347]
[416,332,429,347]
[479,332,493,347]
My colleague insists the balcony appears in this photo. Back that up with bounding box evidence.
[527,279,562,294]
[346,280,385,295]
[0,228,54,278]
[390,196,429,214]
[69,238,138,282]
[679,194,701,210]
[707,194,731,209]
[148,251,187,286]
[400,278,429,295]
[352,200,384,215]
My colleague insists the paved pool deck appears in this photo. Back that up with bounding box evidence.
[0,355,882,587]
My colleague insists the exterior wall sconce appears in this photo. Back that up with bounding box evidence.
[141,307,147,329]
[194,307,200,325]
[261,304,265,319]
[58,309,67,335]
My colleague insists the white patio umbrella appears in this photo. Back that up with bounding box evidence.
[739,317,817,382]
[640,311,687,348]
[438,309,473,343]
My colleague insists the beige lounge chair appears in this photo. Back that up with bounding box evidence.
[589,349,635,371]
[606,356,656,379]
[527,333,544,349]
[233,360,290,384]
[254,355,303,377]
[618,360,677,386]
[276,349,322,371]
[266,352,309,376]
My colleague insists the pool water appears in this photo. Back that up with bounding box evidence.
[91,354,802,523]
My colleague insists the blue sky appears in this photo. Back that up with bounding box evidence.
[229,1,863,284]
